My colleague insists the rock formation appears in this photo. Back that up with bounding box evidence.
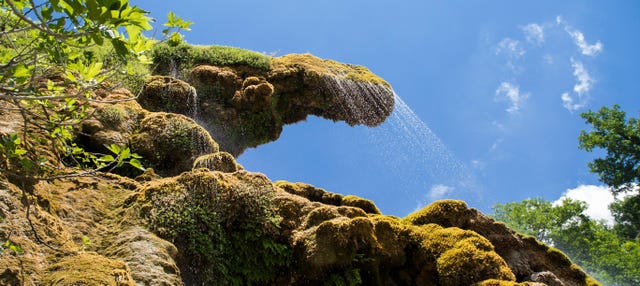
[140,43,395,156]
[0,43,600,285]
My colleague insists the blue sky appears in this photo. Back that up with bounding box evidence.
[133,1,640,218]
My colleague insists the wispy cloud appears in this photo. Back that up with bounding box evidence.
[561,58,594,111]
[521,23,545,45]
[567,28,603,56]
[495,82,529,114]
[427,184,454,201]
[496,38,525,58]
[557,16,603,56]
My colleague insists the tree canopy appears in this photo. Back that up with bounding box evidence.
[579,105,640,194]
[493,198,640,285]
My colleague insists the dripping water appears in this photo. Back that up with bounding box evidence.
[169,57,179,78]
[362,93,478,208]
[322,76,394,126]
[187,86,199,120]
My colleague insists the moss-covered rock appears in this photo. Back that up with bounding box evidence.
[133,169,291,285]
[276,181,343,206]
[138,75,198,116]
[143,44,395,155]
[342,195,381,214]
[102,227,181,285]
[402,200,601,286]
[403,199,472,227]
[43,252,135,286]
[131,112,218,176]
[275,181,380,214]
[0,42,602,286]
[192,151,239,173]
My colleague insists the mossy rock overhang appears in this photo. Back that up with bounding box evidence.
[145,43,395,155]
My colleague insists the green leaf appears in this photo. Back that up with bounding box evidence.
[105,144,121,154]
[13,63,32,84]
[98,154,114,162]
[9,244,22,254]
[119,147,131,161]
[128,158,144,171]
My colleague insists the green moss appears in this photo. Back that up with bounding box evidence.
[342,195,380,214]
[130,112,218,176]
[275,181,342,205]
[192,152,238,173]
[584,275,602,286]
[138,76,197,115]
[403,200,470,227]
[151,42,271,77]
[270,53,389,87]
[436,243,515,286]
[409,224,515,285]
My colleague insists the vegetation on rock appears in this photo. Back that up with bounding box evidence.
[142,44,395,155]
[0,1,603,285]
[134,170,292,285]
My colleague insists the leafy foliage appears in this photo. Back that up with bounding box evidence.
[492,198,589,245]
[0,1,191,179]
[493,198,640,285]
[610,194,640,240]
[579,105,640,193]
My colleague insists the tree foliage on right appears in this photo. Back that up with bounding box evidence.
[579,104,640,194]
[494,104,640,285]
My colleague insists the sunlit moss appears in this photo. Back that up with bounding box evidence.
[151,42,271,76]
[271,53,390,87]
[342,195,381,214]
[192,151,238,173]
[403,200,470,227]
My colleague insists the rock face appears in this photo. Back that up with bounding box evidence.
[139,43,395,156]
[0,44,600,286]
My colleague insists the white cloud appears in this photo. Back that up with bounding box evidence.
[428,184,454,201]
[556,16,603,56]
[521,23,545,45]
[572,59,594,94]
[554,185,615,225]
[561,59,595,111]
[495,82,529,114]
[496,38,525,58]
[566,28,603,56]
